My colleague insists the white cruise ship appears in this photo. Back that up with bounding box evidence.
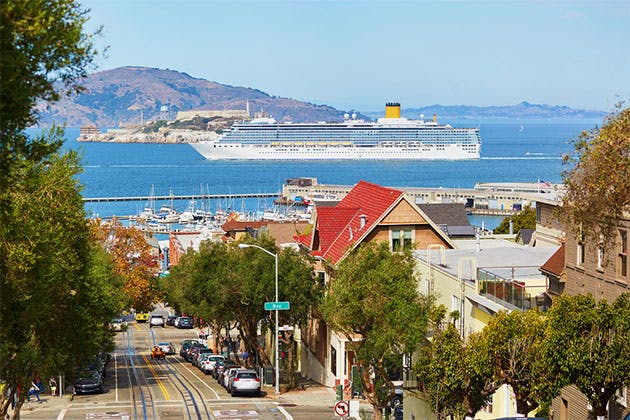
[189,103,481,160]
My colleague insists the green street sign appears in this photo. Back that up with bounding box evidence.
[264,301,290,311]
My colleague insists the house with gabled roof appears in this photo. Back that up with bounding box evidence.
[295,180,455,388]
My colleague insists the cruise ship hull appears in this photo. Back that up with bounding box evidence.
[190,142,480,160]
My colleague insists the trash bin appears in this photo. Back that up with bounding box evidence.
[263,366,274,386]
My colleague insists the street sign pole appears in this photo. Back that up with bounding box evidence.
[274,252,279,395]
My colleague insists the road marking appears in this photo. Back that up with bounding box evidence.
[114,352,118,402]
[171,357,221,399]
[277,403,294,420]
[55,408,67,420]
[142,355,171,400]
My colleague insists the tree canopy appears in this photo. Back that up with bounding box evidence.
[161,234,320,388]
[322,242,431,420]
[90,219,161,312]
[415,308,496,420]
[544,293,630,419]
[560,105,630,243]
[0,1,119,418]
[0,149,124,418]
[493,205,536,235]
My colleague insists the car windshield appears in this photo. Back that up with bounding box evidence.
[158,342,170,346]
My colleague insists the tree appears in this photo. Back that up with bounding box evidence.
[322,242,431,420]
[415,308,496,420]
[0,2,113,417]
[161,234,319,388]
[0,152,124,419]
[544,294,630,420]
[559,106,630,244]
[493,205,536,234]
[479,309,550,416]
[90,219,161,312]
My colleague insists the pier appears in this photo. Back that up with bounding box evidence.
[83,192,280,203]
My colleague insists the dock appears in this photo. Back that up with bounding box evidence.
[83,192,280,203]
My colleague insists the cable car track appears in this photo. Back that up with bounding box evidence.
[147,327,212,419]
[125,326,159,420]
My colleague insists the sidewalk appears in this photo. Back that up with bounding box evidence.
[11,392,71,418]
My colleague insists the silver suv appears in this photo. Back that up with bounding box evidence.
[230,369,261,397]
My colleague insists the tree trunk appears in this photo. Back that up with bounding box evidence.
[593,402,608,420]
[515,398,532,417]
[280,332,296,389]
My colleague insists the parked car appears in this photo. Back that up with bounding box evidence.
[200,355,225,375]
[230,369,261,397]
[184,343,205,362]
[179,339,199,359]
[110,318,127,332]
[176,317,194,329]
[214,359,239,381]
[165,315,177,326]
[149,315,165,328]
[74,369,104,394]
[158,342,175,355]
[224,367,244,391]
[192,348,214,367]
[135,313,149,323]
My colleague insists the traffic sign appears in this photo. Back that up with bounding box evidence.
[278,325,294,331]
[334,400,349,417]
[264,301,290,311]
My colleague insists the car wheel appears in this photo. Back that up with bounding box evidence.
[231,389,237,397]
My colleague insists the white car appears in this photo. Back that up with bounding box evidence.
[200,355,225,375]
[230,369,261,397]
[110,318,127,332]
[158,342,175,355]
[223,367,241,390]
[149,315,164,328]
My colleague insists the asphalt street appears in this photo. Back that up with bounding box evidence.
[17,321,346,420]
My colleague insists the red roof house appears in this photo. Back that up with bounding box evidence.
[297,180,454,265]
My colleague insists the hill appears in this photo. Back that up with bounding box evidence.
[36,66,354,127]
[363,102,606,120]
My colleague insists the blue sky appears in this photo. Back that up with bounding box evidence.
[82,0,629,112]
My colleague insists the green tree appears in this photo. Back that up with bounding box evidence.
[415,308,496,420]
[559,106,630,244]
[493,205,536,235]
[544,294,630,420]
[0,152,124,418]
[162,234,319,388]
[322,242,431,420]
[479,309,550,416]
[0,2,115,418]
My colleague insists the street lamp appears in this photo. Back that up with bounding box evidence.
[238,243,280,394]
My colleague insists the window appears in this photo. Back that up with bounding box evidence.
[392,230,400,251]
[330,346,337,376]
[451,295,462,333]
[597,235,604,270]
[619,229,628,278]
[391,227,413,251]
[577,232,585,266]
[316,271,325,286]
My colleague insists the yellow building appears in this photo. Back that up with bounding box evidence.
[404,240,558,419]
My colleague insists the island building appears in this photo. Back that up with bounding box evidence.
[175,109,250,121]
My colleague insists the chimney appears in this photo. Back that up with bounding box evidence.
[359,214,367,229]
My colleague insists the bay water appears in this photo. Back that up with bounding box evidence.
[52,119,599,229]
